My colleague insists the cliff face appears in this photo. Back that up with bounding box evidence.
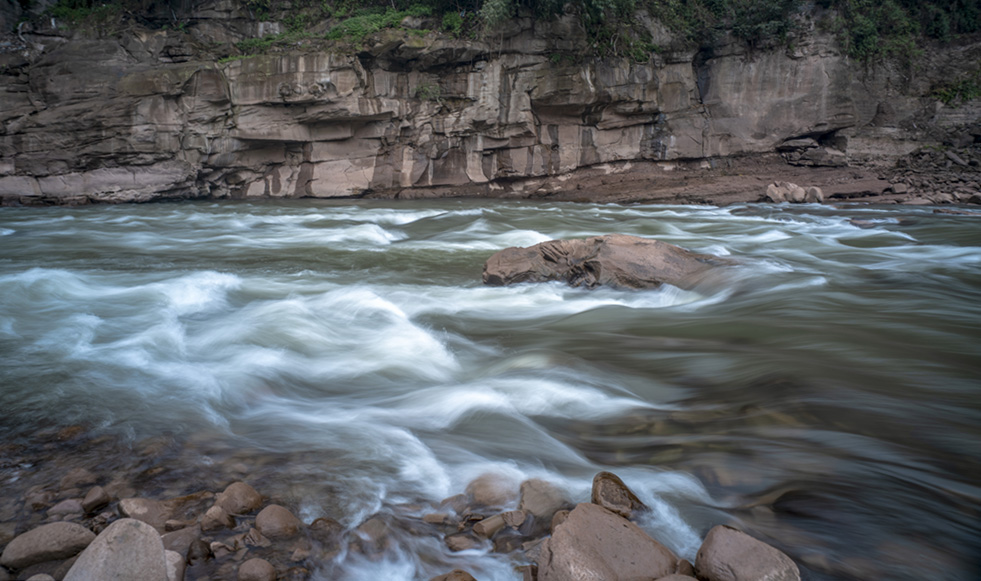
[0,4,979,204]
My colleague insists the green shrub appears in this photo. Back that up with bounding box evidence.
[442,11,462,35]
[932,73,981,105]
[326,8,411,41]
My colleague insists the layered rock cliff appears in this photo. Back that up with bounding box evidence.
[0,2,979,205]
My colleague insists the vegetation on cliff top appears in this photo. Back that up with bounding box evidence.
[40,0,981,63]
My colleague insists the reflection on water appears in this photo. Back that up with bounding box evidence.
[0,200,979,580]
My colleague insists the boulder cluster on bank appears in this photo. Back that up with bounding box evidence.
[889,145,981,205]
[0,467,800,581]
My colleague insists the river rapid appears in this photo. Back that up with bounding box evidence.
[0,200,979,580]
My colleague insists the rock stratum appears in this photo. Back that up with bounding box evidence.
[0,1,979,205]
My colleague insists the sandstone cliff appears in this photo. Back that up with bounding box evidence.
[0,1,978,205]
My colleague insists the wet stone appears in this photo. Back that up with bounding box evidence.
[164,550,185,581]
[472,514,506,538]
[352,516,392,555]
[187,539,212,565]
[243,527,272,548]
[308,517,343,546]
[0,522,95,570]
[695,525,801,581]
[24,488,55,511]
[59,469,97,491]
[63,519,168,581]
[160,522,202,560]
[216,482,263,515]
[677,558,695,576]
[119,498,171,532]
[550,509,569,533]
[537,503,677,581]
[519,479,569,532]
[200,504,235,531]
[238,557,276,581]
[47,499,83,517]
[422,512,451,525]
[465,473,519,508]
[255,505,302,539]
[591,471,647,519]
[445,533,480,552]
[81,486,110,514]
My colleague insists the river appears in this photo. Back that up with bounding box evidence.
[1,200,979,580]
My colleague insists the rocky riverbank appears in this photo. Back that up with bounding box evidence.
[0,425,801,581]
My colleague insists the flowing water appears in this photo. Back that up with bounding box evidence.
[0,200,979,580]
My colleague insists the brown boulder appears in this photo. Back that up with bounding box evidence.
[0,522,95,570]
[119,498,171,532]
[465,473,519,508]
[591,471,647,519]
[81,486,110,514]
[695,525,801,581]
[161,524,202,558]
[483,234,729,290]
[200,504,235,531]
[255,505,302,539]
[238,557,276,581]
[518,479,569,523]
[216,482,263,515]
[537,503,677,581]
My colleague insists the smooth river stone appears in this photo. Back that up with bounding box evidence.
[0,522,95,570]
[63,518,168,581]
[255,504,302,539]
[695,525,801,581]
[215,481,263,514]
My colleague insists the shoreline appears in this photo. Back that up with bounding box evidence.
[2,149,979,209]
[0,426,799,581]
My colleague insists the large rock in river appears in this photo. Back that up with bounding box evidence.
[483,234,730,290]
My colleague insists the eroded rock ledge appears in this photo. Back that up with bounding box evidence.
[0,4,979,206]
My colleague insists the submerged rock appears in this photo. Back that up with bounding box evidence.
[483,234,730,290]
